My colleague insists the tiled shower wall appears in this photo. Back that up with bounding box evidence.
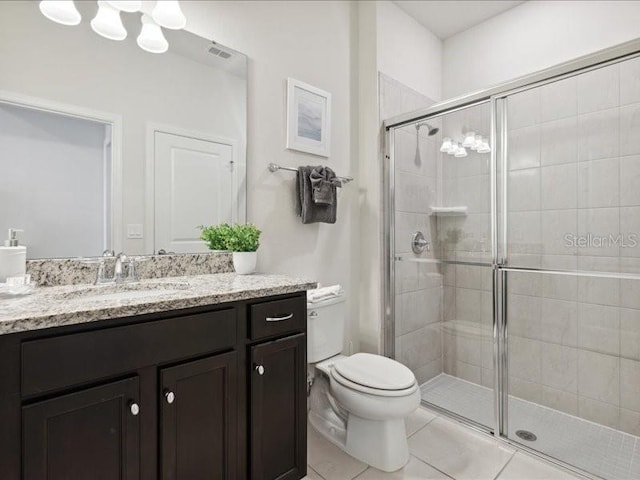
[434,103,494,391]
[381,73,444,384]
[504,57,640,437]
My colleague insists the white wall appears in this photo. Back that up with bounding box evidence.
[181,1,361,353]
[443,0,640,98]
[376,1,442,102]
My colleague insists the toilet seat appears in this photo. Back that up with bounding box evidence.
[330,353,417,397]
[331,369,418,397]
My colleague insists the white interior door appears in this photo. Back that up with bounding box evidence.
[154,131,234,253]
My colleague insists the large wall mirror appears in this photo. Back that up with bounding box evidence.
[0,1,247,259]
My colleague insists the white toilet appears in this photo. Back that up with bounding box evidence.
[307,292,420,472]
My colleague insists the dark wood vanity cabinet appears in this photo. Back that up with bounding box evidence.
[160,351,237,480]
[0,292,307,480]
[23,377,141,480]
[248,295,308,480]
[250,334,307,480]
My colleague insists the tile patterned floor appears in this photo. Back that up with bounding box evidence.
[306,405,582,480]
[421,374,640,480]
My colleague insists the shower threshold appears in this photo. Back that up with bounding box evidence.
[421,374,640,480]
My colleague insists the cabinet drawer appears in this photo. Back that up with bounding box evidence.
[249,296,306,341]
[22,308,236,398]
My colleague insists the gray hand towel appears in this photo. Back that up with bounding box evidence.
[296,166,338,224]
[310,166,342,205]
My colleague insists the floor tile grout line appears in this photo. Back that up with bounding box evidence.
[492,451,517,480]
[307,465,326,479]
[406,411,440,439]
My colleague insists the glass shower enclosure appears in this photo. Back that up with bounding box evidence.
[385,41,640,480]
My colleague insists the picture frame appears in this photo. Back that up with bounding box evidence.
[286,78,331,157]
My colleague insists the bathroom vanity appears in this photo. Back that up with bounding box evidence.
[0,273,315,480]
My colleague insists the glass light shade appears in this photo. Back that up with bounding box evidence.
[91,1,127,40]
[472,134,483,150]
[137,14,168,54]
[39,1,81,26]
[106,1,141,12]
[446,141,458,155]
[440,137,452,153]
[454,145,467,158]
[478,141,491,154]
[152,0,186,30]
[462,131,475,147]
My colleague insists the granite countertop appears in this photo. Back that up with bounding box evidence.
[0,273,316,335]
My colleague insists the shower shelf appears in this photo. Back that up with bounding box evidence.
[429,206,468,216]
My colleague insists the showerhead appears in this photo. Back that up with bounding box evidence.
[416,122,439,136]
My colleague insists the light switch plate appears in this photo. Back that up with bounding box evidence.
[127,224,144,239]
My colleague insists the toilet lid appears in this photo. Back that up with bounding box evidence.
[333,353,416,390]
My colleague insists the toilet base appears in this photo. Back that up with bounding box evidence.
[345,414,409,472]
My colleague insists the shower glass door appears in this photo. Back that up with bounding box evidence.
[392,101,496,431]
[501,56,640,479]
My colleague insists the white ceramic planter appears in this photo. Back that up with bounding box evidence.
[232,251,257,275]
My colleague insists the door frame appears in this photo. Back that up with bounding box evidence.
[0,90,124,254]
[145,123,242,254]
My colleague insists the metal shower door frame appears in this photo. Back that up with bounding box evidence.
[383,37,640,479]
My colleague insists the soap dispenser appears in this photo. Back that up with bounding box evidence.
[0,229,27,282]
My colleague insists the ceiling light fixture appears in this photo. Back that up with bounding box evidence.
[462,131,475,148]
[137,14,169,54]
[91,0,127,41]
[105,1,141,13]
[454,144,467,158]
[39,0,187,54]
[152,0,187,30]
[477,141,491,154]
[39,1,81,26]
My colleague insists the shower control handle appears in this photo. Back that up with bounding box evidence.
[411,231,431,254]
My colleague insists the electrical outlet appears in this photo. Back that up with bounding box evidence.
[127,224,144,239]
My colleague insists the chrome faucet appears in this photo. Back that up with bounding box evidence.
[94,251,138,285]
[114,253,128,283]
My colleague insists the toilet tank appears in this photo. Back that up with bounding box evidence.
[307,294,346,363]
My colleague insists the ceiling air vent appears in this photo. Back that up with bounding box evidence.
[208,44,232,59]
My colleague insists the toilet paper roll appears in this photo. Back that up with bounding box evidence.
[0,246,27,282]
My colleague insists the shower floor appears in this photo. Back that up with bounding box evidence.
[421,374,640,480]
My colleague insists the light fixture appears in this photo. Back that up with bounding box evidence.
[477,141,491,154]
[152,0,187,30]
[106,0,141,12]
[440,137,452,153]
[462,131,475,148]
[470,134,482,151]
[137,14,169,54]
[39,1,81,26]
[91,1,127,40]
[454,144,467,158]
[447,141,458,155]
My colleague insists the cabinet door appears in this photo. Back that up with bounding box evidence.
[160,351,237,480]
[251,334,306,480]
[23,377,140,480]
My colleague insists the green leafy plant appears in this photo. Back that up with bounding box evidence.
[225,224,261,252]
[199,223,261,252]
[199,223,233,250]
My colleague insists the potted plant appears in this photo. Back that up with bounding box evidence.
[200,223,261,274]
[199,223,233,251]
[226,224,261,275]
